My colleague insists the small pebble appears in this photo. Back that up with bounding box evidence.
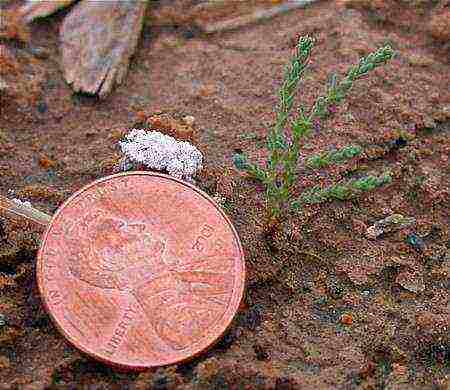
[392,363,408,376]
[390,137,408,150]
[406,233,425,252]
[37,101,48,114]
[183,115,195,126]
[429,344,448,364]
[39,156,56,169]
[0,78,8,92]
[28,46,50,60]
[152,375,169,390]
[253,344,269,361]
[0,220,6,241]
[0,355,10,370]
[182,29,196,39]
[340,313,354,326]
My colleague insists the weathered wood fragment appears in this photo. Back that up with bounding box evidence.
[60,1,148,97]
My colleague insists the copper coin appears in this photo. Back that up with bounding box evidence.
[37,172,245,370]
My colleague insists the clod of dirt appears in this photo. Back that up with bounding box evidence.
[59,1,148,97]
[182,115,195,127]
[395,269,425,293]
[16,184,64,203]
[0,8,30,43]
[194,357,222,387]
[0,227,39,292]
[340,312,354,325]
[428,7,450,42]
[0,77,8,93]
[0,325,23,347]
[0,355,10,370]
[0,41,48,121]
[253,343,270,361]
[137,112,196,143]
[415,312,449,335]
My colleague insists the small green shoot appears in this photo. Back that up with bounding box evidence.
[234,36,394,226]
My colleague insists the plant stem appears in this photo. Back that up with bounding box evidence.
[266,36,314,217]
[309,45,394,120]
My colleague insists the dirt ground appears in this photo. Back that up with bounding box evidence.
[0,0,449,388]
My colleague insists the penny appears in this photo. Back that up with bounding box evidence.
[37,172,245,370]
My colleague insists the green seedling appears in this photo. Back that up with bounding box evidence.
[234,36,394,228]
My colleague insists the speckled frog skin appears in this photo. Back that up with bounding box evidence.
[119,129,203,182]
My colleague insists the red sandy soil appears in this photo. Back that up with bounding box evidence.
[0,0,449,388]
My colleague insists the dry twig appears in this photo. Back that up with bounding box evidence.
[0,195,51,227]
[200,0,320,34]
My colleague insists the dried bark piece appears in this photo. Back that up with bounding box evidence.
[19,0,77,23]
[60,1,148,97]
[145,114,195,142]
